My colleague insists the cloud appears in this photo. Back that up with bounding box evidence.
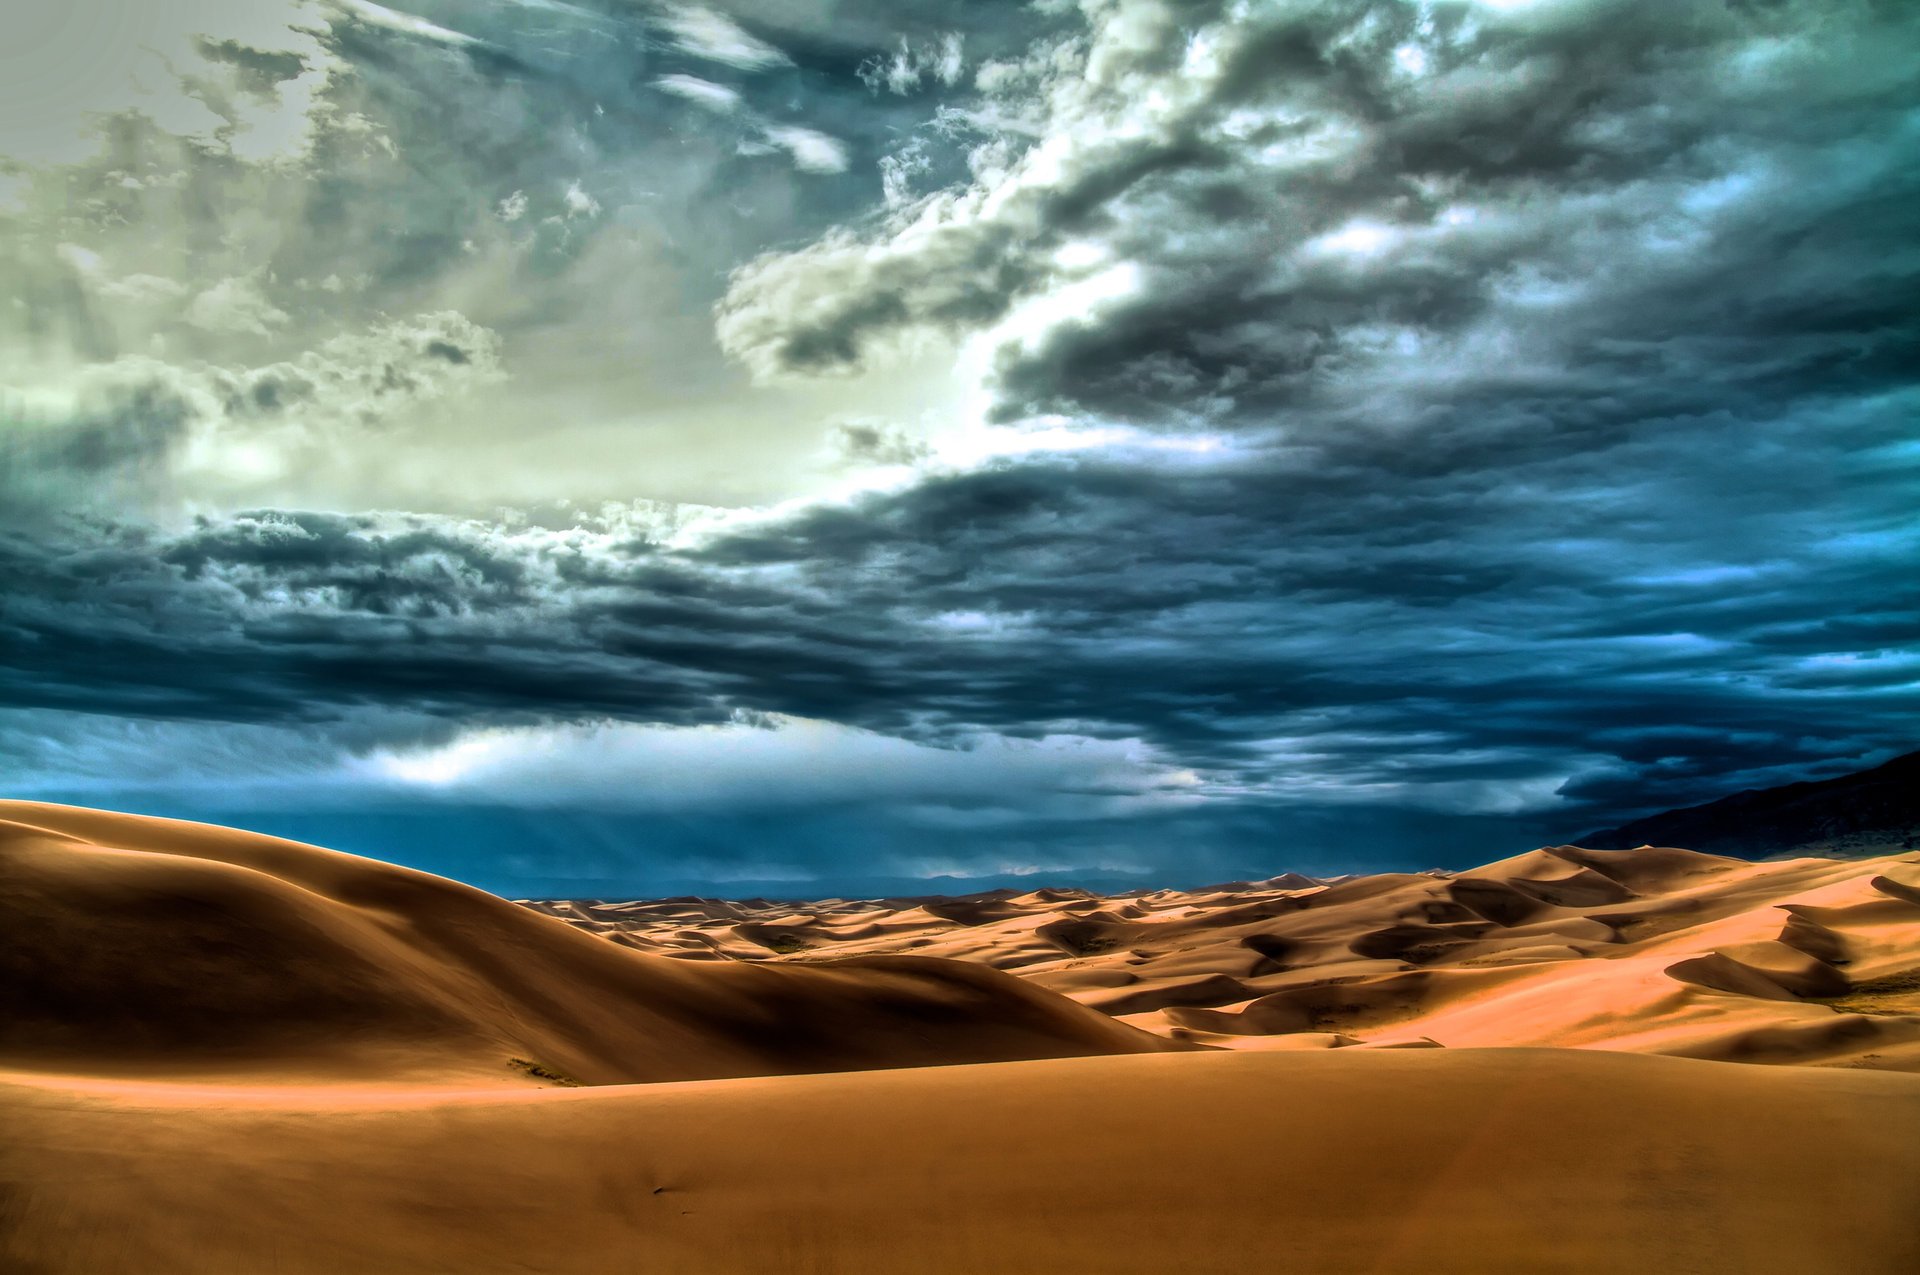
[827,421,930,467]
[562,181,602,218]
[859,34,966,95]
[332,0,480,48]
[654,74,741,113]
[184,275,293,337]
[4,0,1918,888]
[2,369,1914,844]
[714,0,1920,447]
[659,6,791,71]
[0,705,452,799]
[2,312,503,517]
[356,714,1195,815]
[760,125,850,174]
[878,136,935,210]
[0,0,341,167]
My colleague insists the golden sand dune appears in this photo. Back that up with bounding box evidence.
[5,802,1920,1273]
[0,802,1167,1086]
[534,842,1920,1071]
[6,1050,1918,1274]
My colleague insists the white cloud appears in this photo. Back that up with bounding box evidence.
[0,708,448,799]
[859,33,965,95]
[654,73,741,112]
[563,181,602,218]
[879,137,934,210]
[184,275,292,337]
[934,33,965,86]
[1312,221,1398,257]
[333,0,479,48]
[659,6,789,71]
[762,125,849,174]
[357,714,1200,816]
[98,273,193,305]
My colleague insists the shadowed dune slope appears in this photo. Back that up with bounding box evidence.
[0,802,1170,1085]
[4,1049,1918,1275]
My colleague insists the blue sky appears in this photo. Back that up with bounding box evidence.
[2,0,1916,894]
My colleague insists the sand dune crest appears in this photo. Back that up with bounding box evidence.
[0,802,1170,1086]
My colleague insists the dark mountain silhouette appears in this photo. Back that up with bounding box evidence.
[1582,750,1920,859]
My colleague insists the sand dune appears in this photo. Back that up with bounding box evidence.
[6,1050,1918,1274]
[535,842,1920,1071]
[5,801,1919,1273]
[0,802,1168,1086]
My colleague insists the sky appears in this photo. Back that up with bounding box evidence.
[1,0,1915,896]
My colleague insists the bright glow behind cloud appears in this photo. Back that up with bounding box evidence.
[361,715,1201,816]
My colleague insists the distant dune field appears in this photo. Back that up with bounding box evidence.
[525,842,1920,1071]
[5,801,1919,1273]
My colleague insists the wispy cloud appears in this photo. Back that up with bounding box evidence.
[859,33,965,95]
[654,73,741,112]
[760,125,849,174]
[659,5,789,71]
[332,0,480,47]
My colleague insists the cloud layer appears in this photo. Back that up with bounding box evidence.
[3,0,1916,889]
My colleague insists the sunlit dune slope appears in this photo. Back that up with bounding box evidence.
[534,843,1920,1070]
[5,1049,1917,1275]
[0,801,1171,1085]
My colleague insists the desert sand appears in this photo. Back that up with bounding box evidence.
[529,843,1920,1071]
[5,800,1919,1273]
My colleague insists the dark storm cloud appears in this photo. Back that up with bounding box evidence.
[5,0,1918,883]
[0,512,702,722]
[717,0,1920,445]
[6,361,1915,835]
